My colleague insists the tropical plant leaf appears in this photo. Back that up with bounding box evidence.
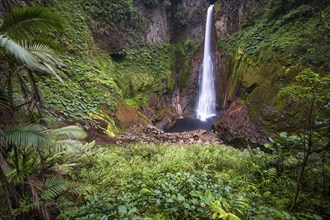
[0,7,66,41]
[0,34,39,66]
[24,42,58,62]
[40,175,71,201]
[39,62,64,83]
[23,42,64,83]
[50,126,87,140]
[0,36,64,82]
[0,89,9,109]
[7,157,36,185]
[2,124,50,149]
[54,139,83,154]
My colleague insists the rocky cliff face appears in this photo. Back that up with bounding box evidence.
[87,0,208,54]
[170,0,259,130]
[181,0,208,43]
[142,3,169,44]
[214,0,257,37]
[209,0,330,145]
[140,0,208,46]
[210,0,283,144]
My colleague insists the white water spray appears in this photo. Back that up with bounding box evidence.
[196,4,216,121]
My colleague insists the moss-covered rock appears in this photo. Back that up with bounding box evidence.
[214,0,330,144]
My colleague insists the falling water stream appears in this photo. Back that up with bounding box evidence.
[166,4,218,133]
[196,4,217,121]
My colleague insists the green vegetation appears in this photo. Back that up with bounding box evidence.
[277,69,329,211]
[54,144,329,219]
[0,6,66,115]
[219,0,330,69]
[0,123,87,219]
[217,0,330,134]
[75,0,143,49]
[0,0,329,219]
[171,39,200,91]
[24,0,176,130]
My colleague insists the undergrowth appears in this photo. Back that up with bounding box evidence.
[56,144,328,219]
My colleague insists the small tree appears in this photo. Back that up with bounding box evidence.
[278,68,329,211]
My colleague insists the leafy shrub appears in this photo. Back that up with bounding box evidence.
[57,144,327,219]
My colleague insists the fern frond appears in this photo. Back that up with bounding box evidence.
[40,175,70,201]
[50,126,87,140]
[0,7,66,41]
[54,139,83,154]
[2,124,50,149]
[231,196,249,216]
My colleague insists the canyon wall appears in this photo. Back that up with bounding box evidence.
[2,0,328,144]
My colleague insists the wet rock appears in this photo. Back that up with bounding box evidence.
[214,101,269,145]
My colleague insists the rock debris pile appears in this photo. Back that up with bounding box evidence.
[119,124,222,145]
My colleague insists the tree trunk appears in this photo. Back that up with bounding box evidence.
[289,150,310,212]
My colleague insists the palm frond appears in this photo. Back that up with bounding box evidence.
[38,62,64,83]
[0,34,39,66]
[22,42,64,83]
[49,126,87,140]
[24,42,62,64]
[2,124,50,149]
[0,36,64,83]
[0,7,66,41]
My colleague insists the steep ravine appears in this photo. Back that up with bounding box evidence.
[2,0,329,146]
[176,0,329,145]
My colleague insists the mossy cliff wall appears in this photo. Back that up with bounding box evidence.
[0,0,207,133]
[212,0,330,145]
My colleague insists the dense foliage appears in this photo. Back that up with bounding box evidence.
[0,6,66,116]
[219,0,330,69]
[0,1,329,219]
[56,144,329,219]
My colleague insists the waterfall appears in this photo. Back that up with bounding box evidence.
[196,4,216,121]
